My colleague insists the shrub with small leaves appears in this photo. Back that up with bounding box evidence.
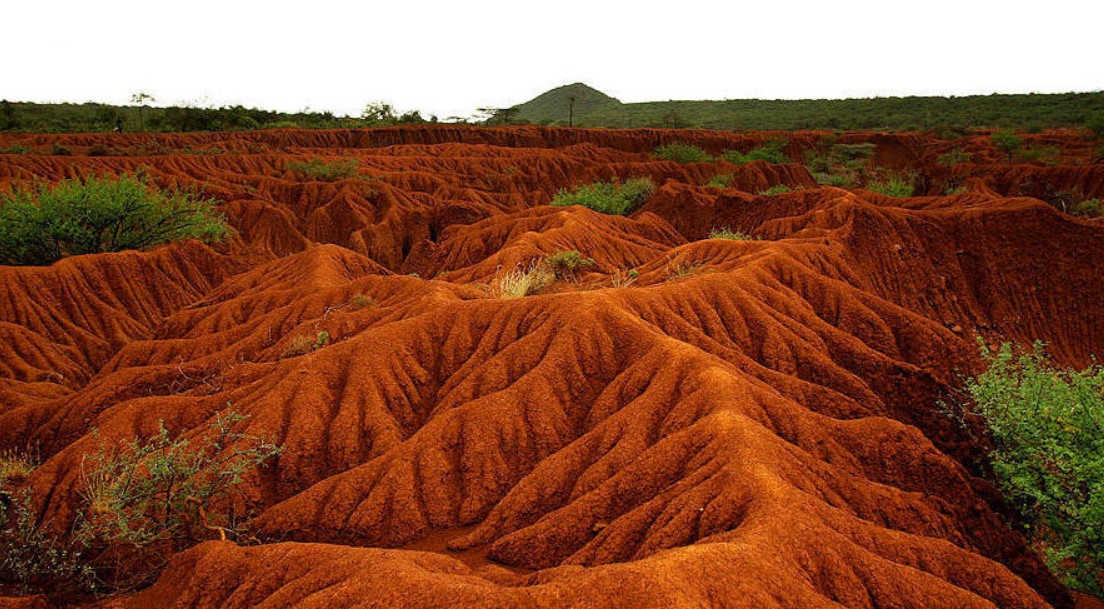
[967,341,1104,594]
[706,174,733,188]
[0,450,38,486]
[541,250,595,279]
[287,158,359,181]
[1072,199,1102,217]
[348,293,375,311]
[0,173,230,266]
[866,174,915,197]
[991,129,1023,160]
[653,142,712,163]
[550,178,654,215]
[708,227,757,240]
[937,148,972,165]
[722,140,788,164]
[758,185,793,196]
[76,407,282,550]
[0,491,97,596]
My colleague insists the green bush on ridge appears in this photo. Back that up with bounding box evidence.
[966,341,1104,594]
[0,173,230,266]
[550,178,655,215]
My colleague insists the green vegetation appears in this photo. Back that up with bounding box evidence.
[1015,145,1061,165]
[347,292,375,311]
[550,178,654,215]
[706,174,733,188]
[866,174,915,197]
[937,148,972,165]
[77,408,282,549]
[0,450,37,486]
[721,140,788,164]
[967,342,1104,594]
[708,227,757,240]
[609,268,638,288]
[0,174,231,266]
[509,84,1104,131]
[991,129,1023,160]
[1,492,97,596]
[287,158,360,181]
[542,250,595,279]
[281,330,331,358]
[653,142,712,163]
[806,141,874,187]
[0,99,434,133]
[759,185,794,195]
[1072,199,1103,217]
[0,143,30,154]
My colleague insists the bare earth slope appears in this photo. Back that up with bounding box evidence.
[0,127,1101,608]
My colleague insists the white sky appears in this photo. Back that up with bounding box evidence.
[4,0,1101,119]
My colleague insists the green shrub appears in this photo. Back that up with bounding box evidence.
[991,129,1023,160]
[1,491,96,596]
[653,142,712,163]
[0,174,231,266]
[1072,199,1103,217]
[77,408,282,549]
[967,341,1104,594]
[937,148,972,165]
[550,178,654,215]
[708,227,757,240]
[813,173,853,188]
[866,174,915,197]
[722,140,788,164]
[1015,145,1061,165]
[758,185,793,196]
[1,144,31,154]
[50,144,72,156]
[287,157,359,181]
[705,173,733,188]
[542,250,595,278]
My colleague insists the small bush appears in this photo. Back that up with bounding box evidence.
[0,144,31,154]
[967,341,1104,594]
[287,158,359,181]
[542,250,595,279]
[281,331,330,358]
[664,258,702,281]
[991,129,1023,160]
[0,174,231,266]
[50,144,72,156]
[708,227,757,240]
[0,450,38,486]
[653,142,712,163]
[937,148,972,165]
[77,407,282,549]
[550,178,654,215]
[609,269,638,288]
[758,185,793,196]
[706,174,733,189]
[1071,199,1103,217]
[945,184,971,195]
[348,293,375,311]
[1,491,97,596]
[722,140,788,164]
[866,174,914,197]
[813,173,853,188]
[1015,145,1061,165]
[492,263,553,298]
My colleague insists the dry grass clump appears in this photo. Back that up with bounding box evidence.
[280,331,330,358]
[708,227,758,241]
[492,263,554,298]
[348,292,376,311]
[0,450,38,485]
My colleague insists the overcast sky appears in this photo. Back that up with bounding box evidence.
[5,0,1100,119]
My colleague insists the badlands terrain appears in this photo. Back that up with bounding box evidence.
[0,126,1102,608]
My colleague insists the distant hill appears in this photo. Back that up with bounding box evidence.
[512,83,621,126]
[510,84,1104,132]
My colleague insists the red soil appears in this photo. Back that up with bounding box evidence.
[0,126,1101,608]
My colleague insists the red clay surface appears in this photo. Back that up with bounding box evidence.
[0,126,1102,608]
